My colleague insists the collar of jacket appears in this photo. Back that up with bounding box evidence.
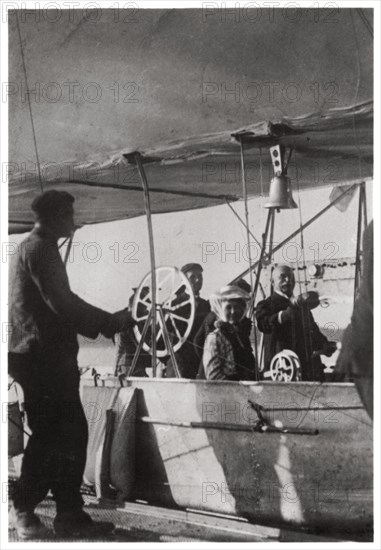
[32,224,58,243]
[274,290,294,301]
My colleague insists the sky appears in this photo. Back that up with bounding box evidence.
[62,183,372,310]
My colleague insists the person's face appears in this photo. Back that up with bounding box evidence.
[272,267,295,297]
[222,299,246,324]
[53,206,75,238]
[186,269,203,295]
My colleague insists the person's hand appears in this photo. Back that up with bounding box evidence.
[322,341,337,357]
[295,291,320,310]
[102,308,135,338]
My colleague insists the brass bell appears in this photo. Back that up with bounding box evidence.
[264,175,298,209]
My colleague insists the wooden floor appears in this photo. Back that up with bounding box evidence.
[8,496,360,543]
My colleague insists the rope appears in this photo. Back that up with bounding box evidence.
[292,384,319,429]
[293,145,314,380]
[225,199,262,250]
[282,383,372,428]
[293,147,308,290]
[356,8,373,38]
[63,232,74,265]
[350,10,368,304]
[259,147,264,198]
[349,10,364,183]
[8,416,31,438]
[239,140,253,290]
[15,12,43,193]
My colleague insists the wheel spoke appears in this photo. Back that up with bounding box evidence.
[164,314,179,344]
[162,281,188,309]
[155,324,164,345]
[157,269,174,291]
[157,310,174,353]
[169,298,192,311]
[170,312,190,323]
[167,315,183,341]
[135,312,149,321]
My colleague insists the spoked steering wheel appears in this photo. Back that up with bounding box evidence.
[131,266,196,357]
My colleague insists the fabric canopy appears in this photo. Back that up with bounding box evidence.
[8,8,373,232]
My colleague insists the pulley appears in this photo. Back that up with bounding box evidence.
[264,349,301,382]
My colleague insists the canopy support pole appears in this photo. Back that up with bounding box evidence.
[238,139,254,291]
[133,152,158,377]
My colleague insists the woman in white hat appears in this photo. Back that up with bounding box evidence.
[203,285,257,381]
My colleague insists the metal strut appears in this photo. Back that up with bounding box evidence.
[124,153,181,378]
[128,309,154,377]
[132,152,158,376]
[354,182,368,302]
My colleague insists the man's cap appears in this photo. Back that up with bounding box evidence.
[31,190,75,219]
[181,263,203,274]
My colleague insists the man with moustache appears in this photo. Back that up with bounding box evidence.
[256,264,336,381]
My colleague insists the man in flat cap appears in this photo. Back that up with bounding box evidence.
[166,263,210,378]
[8,190,133,539]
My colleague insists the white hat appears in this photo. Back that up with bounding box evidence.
[210,285,250,323]
[218,285,251,302]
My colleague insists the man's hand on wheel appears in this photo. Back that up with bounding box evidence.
[102,308,135,339]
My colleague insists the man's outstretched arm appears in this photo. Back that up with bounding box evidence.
[26,240,131,339]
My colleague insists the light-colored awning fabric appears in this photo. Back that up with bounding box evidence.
[8,8,373,233]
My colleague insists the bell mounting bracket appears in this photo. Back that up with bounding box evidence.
[269,144,293,176]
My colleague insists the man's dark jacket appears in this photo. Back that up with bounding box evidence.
[8,226,115,514]
[10,226,112,366]
[256,292,328,381]
[166,296,210,379]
